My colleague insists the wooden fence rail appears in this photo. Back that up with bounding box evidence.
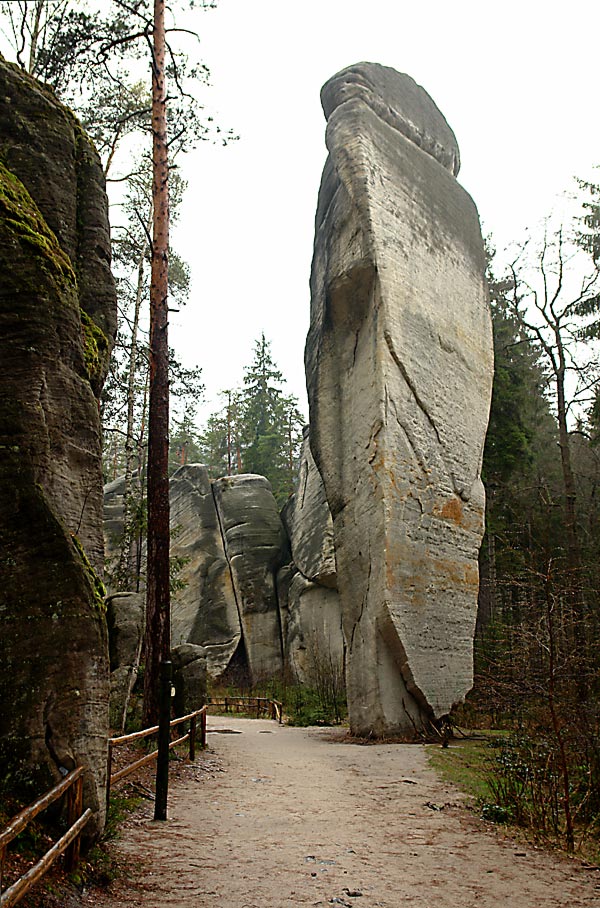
[106,705,207,810]
[2,696,276,905]
[0,766,91,908]
[207,696,283,723]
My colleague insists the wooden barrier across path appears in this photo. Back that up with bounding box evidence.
[0,766,91,908]
[106,705,208,810]
[207,696,283,723]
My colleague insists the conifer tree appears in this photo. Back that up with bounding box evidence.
[198,336,304,506]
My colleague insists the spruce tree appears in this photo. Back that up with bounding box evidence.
[198,335,304,507]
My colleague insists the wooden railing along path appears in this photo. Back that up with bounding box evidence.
[1,704,207,907]
[0,766,91,908]
[207,696,283,723]
[106,705,208,809]
[1,695,282,905]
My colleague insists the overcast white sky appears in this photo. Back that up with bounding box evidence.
[169,0,600,424]
[6,1,597,424]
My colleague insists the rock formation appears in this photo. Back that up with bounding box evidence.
[281,427,337,589]
[171,644,208,718]
[280,429,344,683]
[104,467,292,689]
[103,444,344,694]
[170,464,241,676]
[284,575,344,684]
[212,475,288,680]
[106,593,145,732]
[305,63,493,737]
[103,475,130,577]
[0,60,115,833]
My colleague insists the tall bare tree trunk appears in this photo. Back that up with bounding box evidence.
[134,366,149,594]
[27,1,45,74]
[143,0,170,727]
[117,234,150,589]
[227,391,232,476]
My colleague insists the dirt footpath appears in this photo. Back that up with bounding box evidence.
[88,716,600,908]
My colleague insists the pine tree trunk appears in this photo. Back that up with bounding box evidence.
[227,392,232,476]
[143,0,170,727]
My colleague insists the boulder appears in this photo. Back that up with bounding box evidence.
[281,427,337,588]
[171,644,208,718]
[170,464,242,678]
[213,475,288,681]
[0,60,116,834]
[106,593,144,732]
[306,63,493,737]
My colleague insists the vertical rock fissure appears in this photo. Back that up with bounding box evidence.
[272,565,286,672]
[211,480,245,649]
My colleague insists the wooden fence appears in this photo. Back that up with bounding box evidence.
[207,696,283,723]
[106,705,207,810]
[1,696,278,905]
[0,766,91,908]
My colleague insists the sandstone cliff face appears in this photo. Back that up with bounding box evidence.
[105,468,292,693]
[106,593,144,732]
[170,465,241,676]
[281,427,337,589]
[284,574,344,684]
[0,60,116,833]
[212,474,288,680]
[306,63,493,737]
[280,430,344,684]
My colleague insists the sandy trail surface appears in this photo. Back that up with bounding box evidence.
[88,716,600,908]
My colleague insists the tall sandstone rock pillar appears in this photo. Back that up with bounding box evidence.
[306,63,493,737]
[0,60,116,833]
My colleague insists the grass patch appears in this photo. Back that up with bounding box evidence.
[426,729,514,817]
[427,730,600,863]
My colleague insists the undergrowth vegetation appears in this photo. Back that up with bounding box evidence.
[208,670,347,728]
[436,694,600,861]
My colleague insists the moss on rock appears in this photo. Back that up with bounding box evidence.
[0,56,115,839]
[79,308,110,390]
[71,531,107,612]
[0,160,76,290]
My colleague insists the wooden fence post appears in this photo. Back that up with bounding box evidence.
[106,740,113,816]
[189,716,197,762]
[201,709,207,749]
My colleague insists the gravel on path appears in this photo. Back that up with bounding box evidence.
[86,716,600,908]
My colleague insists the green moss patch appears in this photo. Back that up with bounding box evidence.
[79,308,109,387]
[0,160,76,290]
[71,532,107,613]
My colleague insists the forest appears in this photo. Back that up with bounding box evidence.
[2,0,600,860]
